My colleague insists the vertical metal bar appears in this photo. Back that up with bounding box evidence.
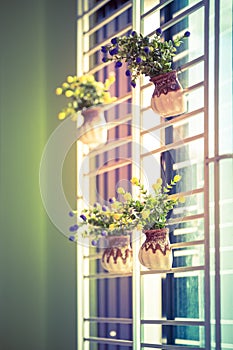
[214,0,221,348]
[76,2,89,350]
[203,0,211,349]
[76,1,83,347]
[132,1,142,349]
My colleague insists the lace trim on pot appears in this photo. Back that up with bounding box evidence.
[102,247,133,264]
[142,229,171,255]
[151,71,181,98]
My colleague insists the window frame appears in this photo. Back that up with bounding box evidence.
[75,1,233,349]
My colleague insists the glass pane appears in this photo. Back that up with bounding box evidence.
[87,321,132,340]
[173,244,204,268]
[172,218,205,243]
[142,324,204,347]
[219,0,233,155]
[173,272,205,320]
[220,159,233,347]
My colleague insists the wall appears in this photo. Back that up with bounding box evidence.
[0,0,77,349]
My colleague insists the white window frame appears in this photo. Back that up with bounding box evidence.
[75,1,233,349]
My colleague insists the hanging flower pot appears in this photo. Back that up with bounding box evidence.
[101,29,190,117]
[55,73,116,145]
[138,228,172,270]
[101,235,133,274]
[150,70,187,118]
[77,106,107,148]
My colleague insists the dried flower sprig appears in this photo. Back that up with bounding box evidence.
[68,175,185,244]
[55,73,117,120]
[101,29,190,87]
[129,175,185,230]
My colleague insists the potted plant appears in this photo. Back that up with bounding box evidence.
[127,175,185,270]
[55,73,116,147]
[69,175,185,272]
[101,29,190,117]
[68,194,135,274]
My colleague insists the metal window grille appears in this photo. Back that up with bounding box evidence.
[76,1,233,349]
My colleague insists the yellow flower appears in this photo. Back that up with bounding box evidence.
[74,88,81,97]
[108,72,115,83]
[86,75,95,83]
[123,192,132,201]
[103,92,112,103]
[79,76,87,84]
[95,82,105,91]
[56,73,117,121]
[137,223,143,230]
[62,82,69,88]
[67,75,74,83]
[156,177,163,185]
[174,174,182,182]
[58,112,66,120]
[71,113,78,121]
[65,90,73,98]
[131,177,139,186]
[152,182,161,191]
[55,87,63,95]
[111,201,121,209]
[117,187,125,195]
[113,213,122,220]
[109,224,115,230]
[104,79,111,89]
[179,196,186,203]
[103,92,117,104]
[141,210,150,219]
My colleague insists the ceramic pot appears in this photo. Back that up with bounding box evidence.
[138,228,172,270]
[101,235,133,273]
[150,70,186,118]
[78,107,107,147]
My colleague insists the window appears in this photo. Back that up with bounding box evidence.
[76,1,233,349]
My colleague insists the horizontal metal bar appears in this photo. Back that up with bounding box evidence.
[83,239,204,261]
[84,317,133,324]
[141,133,204,158]
[84,158,132,177]
[141,343,205,349]
[178,55,205,73]
[141,108,204,135]
[83,253,102,260]
[141,265,204,276]
[87,135,132,159]
[147,1,204,36]
[141,0,173,19]
[141,318,205,326]
[106,114,132,131]
[77,0,111,19]
[85,25,131,56]
[84,272,132,279]
[86,59,113,75]
[206,153,233,164]
[171,239,205,249]
[84,336,133,346]
[167,187,204,201]
[141,75,203,93]
[140,81,204,116]
[84,2,132,36]
[167,213,204,224]
[84,264,204,279]
[183,81,204,94]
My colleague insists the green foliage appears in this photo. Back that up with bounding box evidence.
[55,74,116,120]
[68,176,185,244]
[129,175,185,230]
[101,29,190,87]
